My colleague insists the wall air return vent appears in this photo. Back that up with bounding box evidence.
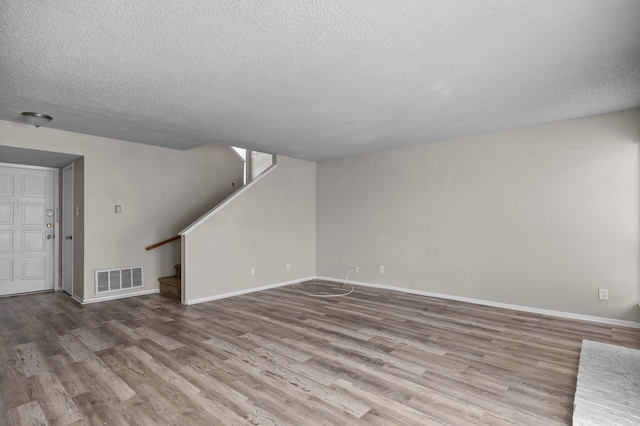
[95,266,143,294]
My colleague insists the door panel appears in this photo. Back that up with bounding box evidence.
[0,165,55,296]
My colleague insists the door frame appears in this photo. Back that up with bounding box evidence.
[0,162,60,292]
[62,163,74,296]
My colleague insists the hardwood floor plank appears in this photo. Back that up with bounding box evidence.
[229,378,311,426]
[252,346,338,386]
[125,345,248,425]
[71,391,130,426]
[360,407,413,426]
[212,334,374,419]
[70,327,113,352]
[363,330,448,356]
[408,391,486,424]
[130,306,175,323]
[103,319,144,343]
[116,393,177,426]
[134,325,185,351]
[47,354,90,398]
[32,370,84,425]
[239,333,313,362]
[6,400,49,426]
[0,336,18,368]
[0,364,33,412]
[115,353,215,425]
[78,357,136,402]
[14,341,48,377]
[332,378,447,425]
[55,333,97,363]
[303,317,373,340]
[337,338,430,374]
[177,365,263,420]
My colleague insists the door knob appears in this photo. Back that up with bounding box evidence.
[47,235,54,239]
[65,236,72,240]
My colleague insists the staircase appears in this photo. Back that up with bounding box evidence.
[158,264,181,300]
[148,150,276,305]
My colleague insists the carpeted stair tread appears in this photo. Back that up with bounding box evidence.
[158,276,181,286]
[159,269,181,300]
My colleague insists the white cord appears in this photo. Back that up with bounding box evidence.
[291,269,356,298]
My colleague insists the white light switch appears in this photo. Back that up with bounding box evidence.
[598,288,609,300]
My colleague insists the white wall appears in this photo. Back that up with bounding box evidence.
[317,109,640,322]
[183,155,316,303]
[0,120,243,301]
[250,151,273,179]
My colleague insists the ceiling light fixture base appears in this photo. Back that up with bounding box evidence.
[21,112,53,128]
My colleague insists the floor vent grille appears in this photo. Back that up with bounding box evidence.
[95,266,143,294]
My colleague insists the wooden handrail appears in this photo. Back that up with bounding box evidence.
[145,235,180,251]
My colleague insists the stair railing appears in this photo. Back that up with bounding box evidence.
[145,235,180,251]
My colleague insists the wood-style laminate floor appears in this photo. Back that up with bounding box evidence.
[1,281,639,425]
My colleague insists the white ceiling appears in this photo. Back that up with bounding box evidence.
[1,1,639,161]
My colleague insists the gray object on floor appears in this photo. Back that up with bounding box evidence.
[574,340,640,425]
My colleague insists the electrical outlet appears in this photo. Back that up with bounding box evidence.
[286,263,291,271]
[355,266,360,273]
[598,288,609,300]
[250,268,255,276]
[379,265,384,274]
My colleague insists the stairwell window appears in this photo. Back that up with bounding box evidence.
[230,147,276,185]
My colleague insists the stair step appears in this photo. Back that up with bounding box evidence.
[159,275,181,300]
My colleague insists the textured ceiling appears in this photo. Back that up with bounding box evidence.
[1,1,639,161]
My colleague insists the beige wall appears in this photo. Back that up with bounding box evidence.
[317,109,640,322]
[0,120,243,301]
[184,155,316,302]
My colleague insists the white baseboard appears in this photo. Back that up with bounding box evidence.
[315,276,640,329]
[185,276,316,305]
[74,288,160,305]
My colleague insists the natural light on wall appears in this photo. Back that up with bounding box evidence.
[230,146,275,185]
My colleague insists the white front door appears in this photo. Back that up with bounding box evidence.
[62,164,74,295]
[0,164,56,296]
